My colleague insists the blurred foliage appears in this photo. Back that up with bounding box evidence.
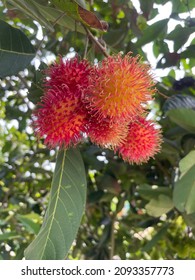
[0,0,195,259]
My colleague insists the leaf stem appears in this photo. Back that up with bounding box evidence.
[157,91,169,99]
[17,73,30,89]
[83,25,109,58]
[36,12,66,54]
[83,35,89,59]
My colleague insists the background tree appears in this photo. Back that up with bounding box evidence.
[0,0,195,260]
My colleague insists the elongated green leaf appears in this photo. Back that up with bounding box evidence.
[0,232,21,240]
[138,184,172,201]
[142,224,169,252]
[17,214,41,234]
[183,212,195,234]
[173,164,195,214]
[145,195,174,217]
[51,0,105,30]
[32,1,85,33]
[6,0,54,31]
[172,0,194,13]
[140,0,154,19]
[179,150,195,177]
[0,20,35,78]
[51,0,78,16]
[167,108,195,133]
[163,94,195,113]
[180,45,195,59]
[166,26,195,51]
[74,0,86,8]
[136,19,169,47]
[24,148,87,260]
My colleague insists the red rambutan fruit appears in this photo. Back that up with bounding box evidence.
[87,115,128,148]
[33,86,88,148]
[45,56,91,96]
[117,117,162,164]
[33,57,92,148]
[85,53,155,122]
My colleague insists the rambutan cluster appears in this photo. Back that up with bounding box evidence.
[33,54,162,164]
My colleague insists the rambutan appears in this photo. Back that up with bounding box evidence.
[45,56,91,96]
[88,115,128,148]
[85,53,155,122]
[33,86,88,148]
[117,117,162,164]
[33,57,92,148]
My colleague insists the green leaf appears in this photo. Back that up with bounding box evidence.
[17,213,41,234]
[0,232,21,240]
[6,0,54,31]
[163,94,195,113]
[0,20,35,78]
[173,164,195,214]
[32,1,85,33]
[73,0,86,9]
[139,0,154,19]
[183,212,195,234]
[167,108,195,133]
[138,184,172,201]
[24,148,87,260]
[172,0,190,13]
[179,150,195,177]
[28,63,46,104]
[145,195,174,217]
[51,0,105,30]
[51,0,78,16]
[135,19,169,47]
[142,224,169,252]
[166,26,195,51]
[161,138,179,156]
[103,28,127,47]
[180,45,195,59]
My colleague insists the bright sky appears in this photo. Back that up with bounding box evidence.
[132,0,195,80]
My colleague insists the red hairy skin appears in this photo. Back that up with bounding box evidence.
[33,86,88,148]
[84,53,155,122]
[88,115,128,148]
[33,57,92,148]
[117,117,162,164]
[45,57,91,96]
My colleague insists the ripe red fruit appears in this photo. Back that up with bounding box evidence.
[33,57,92,148]
[118,117,162,164]
[88,115,128,148]
[85,53,155,122]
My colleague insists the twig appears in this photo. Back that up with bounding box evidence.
[186,0,191,16]
[83,35,89,59]
[17,73,30,89]
[157,91,169,99]
[83,25,109,58]
[156,160,171,181]
[110,214,116,259]
[36,12,66,54]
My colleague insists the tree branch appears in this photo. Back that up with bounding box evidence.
[83,25,109,58]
